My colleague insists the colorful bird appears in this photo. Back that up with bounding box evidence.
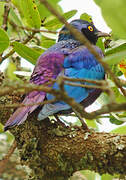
[4,19,109,131]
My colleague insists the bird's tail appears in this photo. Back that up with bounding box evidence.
[4,91,45,131]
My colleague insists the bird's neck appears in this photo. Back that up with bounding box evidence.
[58,33,75,42]
[58,32,96,45]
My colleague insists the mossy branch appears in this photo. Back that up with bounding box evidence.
[1,108,126,179]
[0,88,126,179]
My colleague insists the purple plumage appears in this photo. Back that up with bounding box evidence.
[4,19,109,131]
[4,52,64,130]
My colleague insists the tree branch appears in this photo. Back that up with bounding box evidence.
[2,0,10,31]
[0,79,125,120]
[7,116,126,179]
[1,85,126,179]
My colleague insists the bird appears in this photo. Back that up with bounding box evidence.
[4,19,110,131]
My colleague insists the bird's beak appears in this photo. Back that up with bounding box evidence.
[96,31,111,37]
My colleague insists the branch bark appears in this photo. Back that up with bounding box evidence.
[1,95,126,180]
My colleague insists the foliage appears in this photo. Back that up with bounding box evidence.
[0,0,126,179]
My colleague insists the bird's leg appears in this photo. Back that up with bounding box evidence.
[54,114,66,127]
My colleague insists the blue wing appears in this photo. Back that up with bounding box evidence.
[38,45,105,120]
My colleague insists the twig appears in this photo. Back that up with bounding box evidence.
[40,0,126,97]
[0,80,125,120]
[0,140,17,175]
[8,19,69,35]
[120,79,126,87]
[2,31,36,60]
[17,25,58,34]
[2,1,10,31]
[53,76,115,103]
[0,98,56,108]
[62,76,105,85]
[64,82,106,90]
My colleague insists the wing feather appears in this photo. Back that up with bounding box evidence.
[4,51,65,130]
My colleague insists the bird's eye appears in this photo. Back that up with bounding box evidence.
[88,26,93,32]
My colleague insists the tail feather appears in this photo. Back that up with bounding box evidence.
[4,91,45,131]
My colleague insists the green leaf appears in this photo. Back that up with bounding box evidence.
[44,10,77,30]
[112,87,126,103]
[109,113,124,125]
[0,2,5,26]
[80,13,93,23]
[105,41,126,56]
[6,62,20,81]
[81,170,99,180]
[41,35,55,49]
[94,0,126,39]
[9,8,25,36]
[98,93,110,105]
[104,50,126,65]
[9,8,23,27]
[96,37,105,52]
[37,3,63,20]
[101,174,115,180]
[12,0,22,12]
[0,28,9,53]
[21,0,41,28]
[85,119,97,129]
[111,125,126,134]
[0,123,3,133]
[35,0,62,19]
[110,64,122,77]
[12,42,41,64]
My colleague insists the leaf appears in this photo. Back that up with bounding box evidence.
[110,64,122,77]
[44,10,77,30]
[94,0,126,39]
[80,13,93,23]
[12,0,22,12]
[6,62,20,81]
[41,35,55,49]
[9,8,25,36]
[21,0,41,28]
[85,119,97,129]
[37,3,63,19]
[9,8,23,27]
[0,2,5,26]
[96,37,105,52]
[0,28,9,53]
[35,0,62,20]
[97,93,110,105]
[104,50,126,65]
[12,42,41,64]
[103,39,126,65]
[81,170,99,180]
[31,45,45,54]
[110,125,126,134]
[109,113,124,125]
[112,87,126,103]
[105,41,126,56]
[101,174,115,180]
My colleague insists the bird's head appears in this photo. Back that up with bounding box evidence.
[58,19,110,45]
